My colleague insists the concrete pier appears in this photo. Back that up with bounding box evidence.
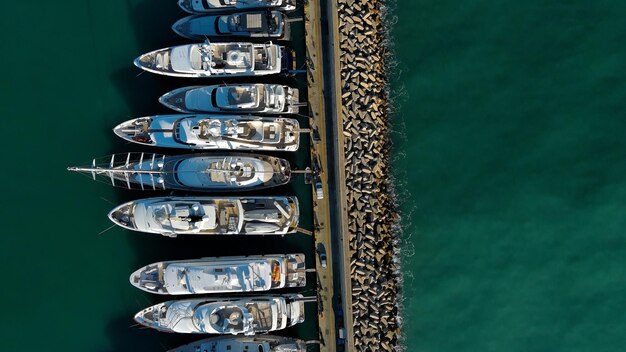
[304,0,339,351]
[307,0,399,351]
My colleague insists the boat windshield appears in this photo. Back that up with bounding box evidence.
[253,45,274,71]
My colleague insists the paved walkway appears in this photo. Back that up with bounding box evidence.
[306,0,356,351]
[304,1,337,351]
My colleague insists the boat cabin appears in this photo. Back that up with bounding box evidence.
[146,201,243,234]
[215,85,262,109]
[175,119,282,146]
[220,12,279,35]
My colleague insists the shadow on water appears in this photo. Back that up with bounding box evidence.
[97,1,318,351]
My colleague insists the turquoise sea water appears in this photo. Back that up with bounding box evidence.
[393,1,626,351]
[2,1,626,352]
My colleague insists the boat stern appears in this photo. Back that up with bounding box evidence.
[295,340,308,352]
[286,294,305,326]
[285,87,300,113]
[284,253,306,288]
[279,46,296,75]
[272,157,291,186]
[283,0,297,11]
[282,118,301,151]
[285,196,300,233]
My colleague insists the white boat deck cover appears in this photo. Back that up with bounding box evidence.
[163,260,273,294]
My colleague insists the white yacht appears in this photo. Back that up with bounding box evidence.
[113,115,301,151]
[130,254,306,294]
[178,0,296,14]
[134,294,305,334]
[160,84,301,114]
[134,42,289,78]
[168,336,307,352]
[109,196,300,237]
[173,11,288,40]
[67,152,291,191]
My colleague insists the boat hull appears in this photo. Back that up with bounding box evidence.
[113,115,301,151]
[168,336,307,352]
[159,85,300,114]
[109,196,300,236]
[129,254,306,294]
[68,152,292,191]
[172,12,288,41]
[178,0,296,14]
[134,43,292,78]
[134,294,304,334]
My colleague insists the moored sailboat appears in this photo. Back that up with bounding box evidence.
[67,152,291,191]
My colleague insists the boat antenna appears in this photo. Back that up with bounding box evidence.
[290,168,312,175]
[293,112,312,119]
[297,296,318,303]
[285,17,304,23]
[296,227,313,236]
[297,61,308,71]
[97,224,117,236]
[99,197,116,205]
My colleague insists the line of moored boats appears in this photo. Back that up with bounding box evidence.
[68,1,317,351]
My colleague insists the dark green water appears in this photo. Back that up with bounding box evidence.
[393,1,626,351]
[0,1,316,351]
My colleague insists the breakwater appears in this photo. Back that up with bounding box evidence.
[335,0,401,350]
